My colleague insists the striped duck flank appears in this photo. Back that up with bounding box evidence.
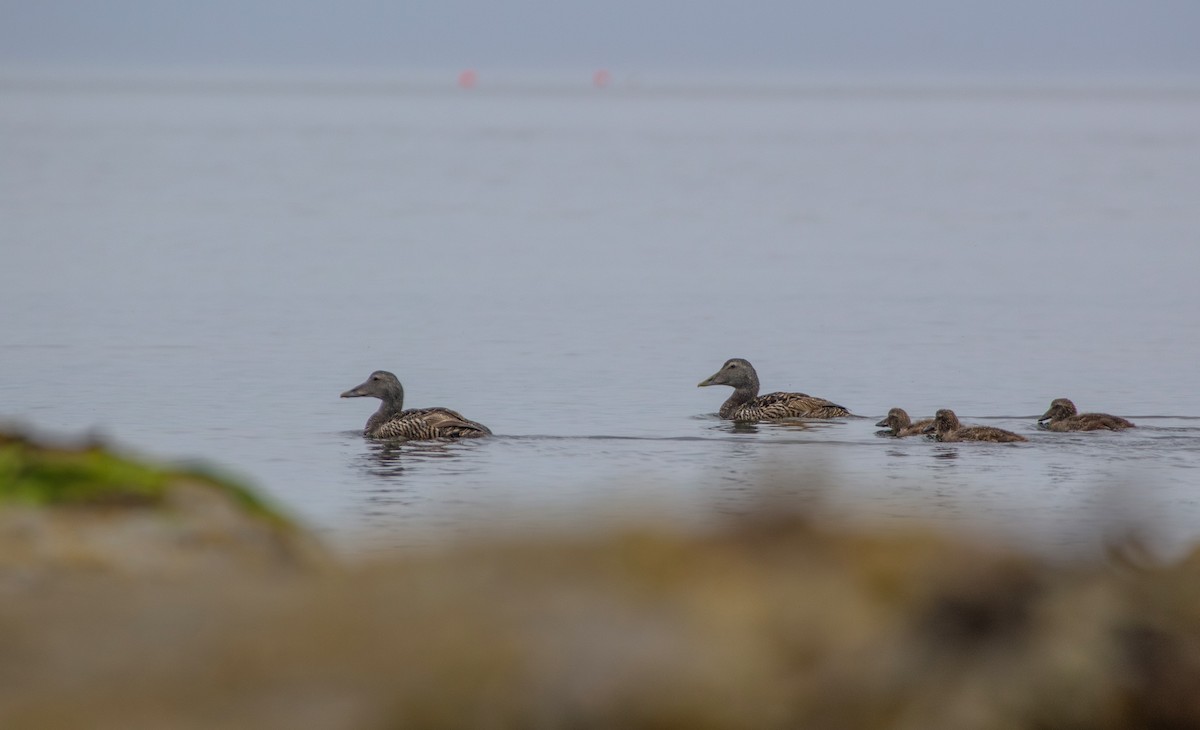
[341,370,491,441]
[697,358,850,422]
[1038,398,1135,431]
[924,409,1027,443]
[875,407,933,437]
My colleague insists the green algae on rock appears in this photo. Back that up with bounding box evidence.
[0,431,276,517]
[0,429,324,577]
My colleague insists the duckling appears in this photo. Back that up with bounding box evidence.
[341,370,491,440]
[924,409,1027,443]
[698,358,850,422]
[1038,398,1134,431]
[875,407,933,437]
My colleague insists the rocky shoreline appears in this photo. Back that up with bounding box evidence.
[2,427,1200,729]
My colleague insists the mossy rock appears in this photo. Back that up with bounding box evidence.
[0,431,275,515]
[0,430,325,577]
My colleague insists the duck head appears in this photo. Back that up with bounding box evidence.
[924,409,960,435]
[697,358,760,390]
[341,370,405,402]
[1039,398,1077,422]
[876,407,910,429]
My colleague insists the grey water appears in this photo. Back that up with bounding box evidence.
[3,70,1199,554]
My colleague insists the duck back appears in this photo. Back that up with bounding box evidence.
[955,425,1028,443]
[1044,414,1134,432]
[725,391,850,421]
[368,407,492,440]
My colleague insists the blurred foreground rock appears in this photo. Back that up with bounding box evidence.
[0,430,325,581]
[3,428,1200,729]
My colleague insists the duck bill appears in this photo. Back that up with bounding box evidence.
[697,372,722,388]
[874,418,889,427]
[1037,411,1053,422]
[340,381,371,398]
[921,423,936,434]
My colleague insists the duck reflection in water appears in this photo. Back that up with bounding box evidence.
[715,420,815,435]
[356,438,471,480]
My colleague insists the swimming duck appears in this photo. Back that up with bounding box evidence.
[697,358,850,421]
[1038,398,1134,431]
[341,370,492,440]
[923,409,1027,443]
[875,407,933,437]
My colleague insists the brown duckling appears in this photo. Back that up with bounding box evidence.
[875,407,933,437]
[924,409,1027,443]
[341,370,491,441]
[697,358,850,422]
[1038,398,1134,431]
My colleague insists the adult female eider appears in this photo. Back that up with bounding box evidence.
[923,409,1027,443]
[340,370,491,440]
[697,358,850,421]
[875,407,933,437]
[1038,398,1134,431]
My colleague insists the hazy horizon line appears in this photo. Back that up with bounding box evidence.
[3,62,1199,92]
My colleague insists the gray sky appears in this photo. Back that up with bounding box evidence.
[2,0,1199,78]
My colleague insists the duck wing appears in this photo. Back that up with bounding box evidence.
[897,419,934,437]
[1078,413,1135,430]
[372,408,491,440]
[755,391,850,419]
[959,426,1027,443]
[1045,414,1135,432]
[416,407,493,438]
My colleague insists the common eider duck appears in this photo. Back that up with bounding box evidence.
[341,370,491,440]
[1038,398,1134,431]
[697,358,850,421]
[923,409,1027,443]
[875,407,933,437]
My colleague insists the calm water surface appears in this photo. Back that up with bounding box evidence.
[3,72,1199,553]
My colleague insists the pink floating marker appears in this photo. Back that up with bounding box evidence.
[458,69,478,89]
[593,69,611,88]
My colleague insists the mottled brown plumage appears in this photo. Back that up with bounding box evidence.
[924,409,1027,443]
[341,370,491,441]
[875,408,933,437]
[697,358,849,422]
[1038,398,1134,432]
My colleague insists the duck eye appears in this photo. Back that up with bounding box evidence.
[371,376,380,381]
[727,363,737,369]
